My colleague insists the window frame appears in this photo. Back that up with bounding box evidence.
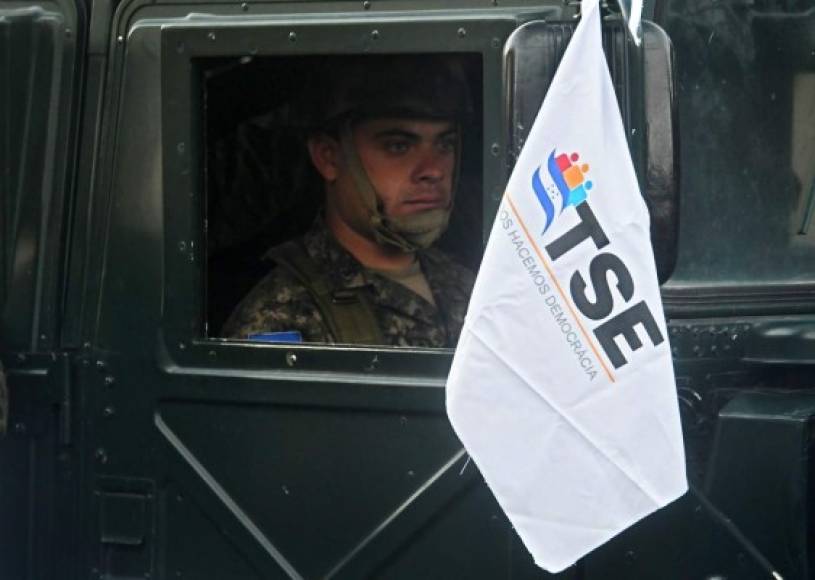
[160,14,541,375]
[655,2,815,318]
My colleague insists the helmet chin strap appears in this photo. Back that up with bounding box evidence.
[337,121,457,253]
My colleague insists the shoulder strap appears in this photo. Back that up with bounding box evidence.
[267,241,384,345]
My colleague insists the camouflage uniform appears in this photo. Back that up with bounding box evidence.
[223,219,475,348]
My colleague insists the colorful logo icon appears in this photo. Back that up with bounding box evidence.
[532,149,594,233]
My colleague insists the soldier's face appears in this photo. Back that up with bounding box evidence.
[347,118,457,217]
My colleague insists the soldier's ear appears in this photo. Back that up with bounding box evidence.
[307,135,341,182]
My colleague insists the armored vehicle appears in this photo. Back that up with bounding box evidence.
[1,0,814,577]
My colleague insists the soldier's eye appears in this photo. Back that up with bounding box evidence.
[438,135,457,153]
[383,139,411,154]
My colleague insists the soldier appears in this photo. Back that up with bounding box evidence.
[222,56,476,347]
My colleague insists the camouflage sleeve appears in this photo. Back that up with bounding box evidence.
[450,259,476,295]
[220,266,334,343]
[421,248,476,345]
[424,248,476,300]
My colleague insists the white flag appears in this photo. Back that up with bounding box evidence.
[446,0,687,572]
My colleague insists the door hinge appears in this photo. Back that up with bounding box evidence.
[2,351,73,445]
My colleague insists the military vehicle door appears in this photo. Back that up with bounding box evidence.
[80,3,568,579]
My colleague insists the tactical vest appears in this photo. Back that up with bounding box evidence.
[266,241,384,345]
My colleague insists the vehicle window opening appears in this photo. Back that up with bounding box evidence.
[203,54,484,347]
[659,1,815,290]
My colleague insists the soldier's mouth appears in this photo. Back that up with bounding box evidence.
[402,195,449,211]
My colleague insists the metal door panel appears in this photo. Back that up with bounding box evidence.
[86,5,568,578]
[155,401,496,578]
[163,478,270,580]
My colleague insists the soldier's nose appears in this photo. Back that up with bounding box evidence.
[414,151,448,184]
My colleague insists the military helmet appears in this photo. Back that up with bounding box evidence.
[311,54,473,131]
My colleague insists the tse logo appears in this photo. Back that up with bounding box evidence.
[545,202,665,370]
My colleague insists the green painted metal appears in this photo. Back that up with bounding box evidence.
[0,0,81,352]
[2,0,815,578]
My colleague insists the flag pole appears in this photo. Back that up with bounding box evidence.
[590,0,642,46]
